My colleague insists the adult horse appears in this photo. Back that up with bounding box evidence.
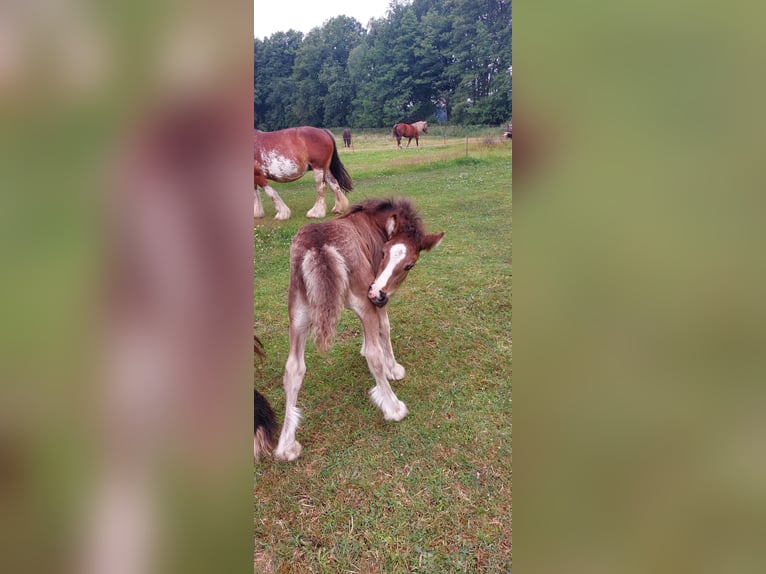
[392,121,428,149]
[273,198,444,461]
[342,128,352,148]
[254,127,353,220]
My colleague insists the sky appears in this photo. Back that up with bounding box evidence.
[254,0,393,39]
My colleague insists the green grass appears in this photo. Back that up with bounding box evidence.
[255,134,511,573]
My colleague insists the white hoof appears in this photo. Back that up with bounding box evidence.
[384,400,409,422]
[274,207,291,220]
[274,441,302,461]
[306,205,326,218]
[388,363,406,380]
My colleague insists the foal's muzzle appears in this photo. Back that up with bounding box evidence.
[368,287,388,307]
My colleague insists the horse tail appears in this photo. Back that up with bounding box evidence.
[254,389,277,460]
[325,129,353,193]
[301,245,349,353]
[392,124,398,138]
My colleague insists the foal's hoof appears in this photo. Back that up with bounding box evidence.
[384,400,409,422]
[274,441,302,461]
[388,363,406,380]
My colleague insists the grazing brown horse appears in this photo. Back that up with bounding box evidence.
[273,198,445,461]
[342,128,352,148]
[392,121,428,149]
[254,127,353,220]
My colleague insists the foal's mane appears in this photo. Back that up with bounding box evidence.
[344,198,425,241]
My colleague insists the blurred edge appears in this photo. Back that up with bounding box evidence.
[0,1,253,573]
[516,1,766,573]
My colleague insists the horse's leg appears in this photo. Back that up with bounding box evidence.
[262,184,291,220]
[325,173,349,215]
[274,299,310,461]
[377,307,405,380]
[354,305,408,421]
[415,136,419,147]
[306,169,327,218]
[254,187,265,218]
[406,137,412,148]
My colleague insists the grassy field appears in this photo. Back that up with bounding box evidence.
[254,133,512,573]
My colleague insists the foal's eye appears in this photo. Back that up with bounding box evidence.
[404,263,415,271]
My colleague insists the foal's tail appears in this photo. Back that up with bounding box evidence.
[326,129,353,193]
[301,245,349,353]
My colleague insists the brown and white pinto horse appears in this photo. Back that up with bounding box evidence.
[392,121,428,149]
[273,198,444,461]
[254,127,353,220]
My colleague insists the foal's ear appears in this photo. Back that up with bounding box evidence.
[386,215,397,239]
[421,231,445,251]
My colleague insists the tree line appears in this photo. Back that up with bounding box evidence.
[254,0,512,130]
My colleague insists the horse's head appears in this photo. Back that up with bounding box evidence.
[421,121,428,134]
[367,218,444,307]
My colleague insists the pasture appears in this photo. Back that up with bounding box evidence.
[254,132,512,572]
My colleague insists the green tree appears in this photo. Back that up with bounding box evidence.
[254,30,303,129]
[253,0,512,128]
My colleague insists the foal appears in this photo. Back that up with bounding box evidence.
[274,198,444,461]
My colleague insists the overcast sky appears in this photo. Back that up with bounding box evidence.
[254,0,393,39]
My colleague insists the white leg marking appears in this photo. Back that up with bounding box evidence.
[274,304,309,461]
[356,308,408,421]
[306,169,327,218]
[326,174,349,214]
[263,185,291,220]
[369,384,409,422]
[274,405,303,461]
[378,308,405,380]
[254,188,265,218]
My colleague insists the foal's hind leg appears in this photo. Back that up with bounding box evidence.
[306,170,328,218]
[354,304,408,421]
[274,302,310,461]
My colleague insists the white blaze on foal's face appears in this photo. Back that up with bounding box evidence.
[368,242,417,307]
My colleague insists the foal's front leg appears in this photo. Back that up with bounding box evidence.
[377,307,406,380]
[356,306,408,422]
